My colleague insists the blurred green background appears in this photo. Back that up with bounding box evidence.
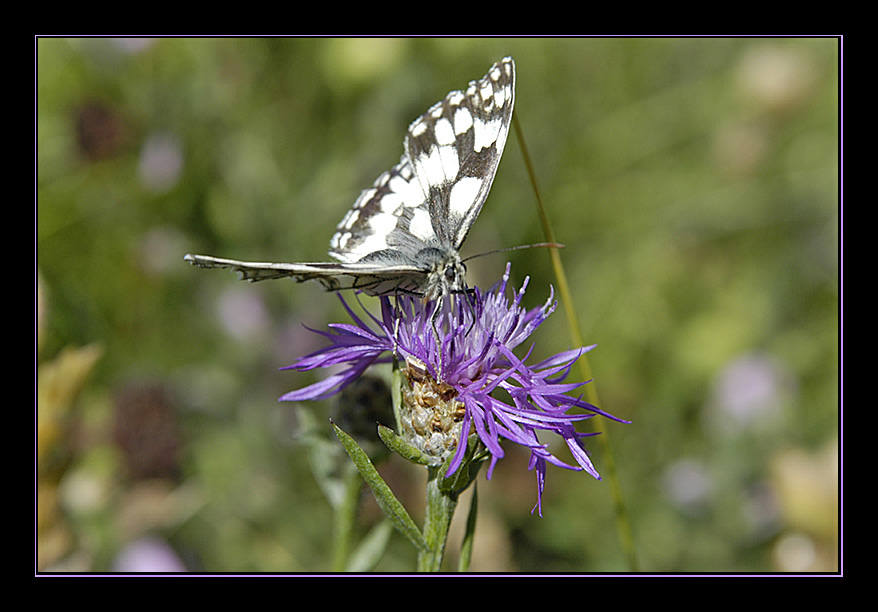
[36,37,839,573]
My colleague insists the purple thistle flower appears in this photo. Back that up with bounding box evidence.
[281,264,624,515]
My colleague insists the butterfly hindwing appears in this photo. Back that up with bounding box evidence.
[328,157,428,263]
[183,254,426,295]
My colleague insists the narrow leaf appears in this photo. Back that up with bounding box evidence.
[438,433,484,494]
[378,423,436,467]
[332,421,427,551]
[345,519,394,572]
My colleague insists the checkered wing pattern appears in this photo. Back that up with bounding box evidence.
[186,57,516,299]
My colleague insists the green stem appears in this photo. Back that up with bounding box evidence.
[513,112,639,571]
[417,467,459,572]
[331,462,363,571]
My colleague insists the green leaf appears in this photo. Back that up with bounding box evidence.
[345,519,393,572]
[332,421,428,552]
[330,462,364,571]
[378,423,436,467]
[438,433,485,494]
[297,407,347,511]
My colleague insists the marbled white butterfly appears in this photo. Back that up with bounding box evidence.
[185,57,515,302]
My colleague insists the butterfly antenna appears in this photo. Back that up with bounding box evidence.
[461,242,564,263]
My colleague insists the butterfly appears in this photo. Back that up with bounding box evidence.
[185,57,516,303]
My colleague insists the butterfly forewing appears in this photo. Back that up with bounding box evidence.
[404,58,515,250]
[186,57,516,299]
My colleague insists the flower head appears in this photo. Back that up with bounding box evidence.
[281,264,623,515]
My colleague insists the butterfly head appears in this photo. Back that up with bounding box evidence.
[417,247,467,301]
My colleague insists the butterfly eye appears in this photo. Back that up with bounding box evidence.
[445,266,457,282]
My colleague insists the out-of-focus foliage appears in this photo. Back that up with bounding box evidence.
[36,37,839,573]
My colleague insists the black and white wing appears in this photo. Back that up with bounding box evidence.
[185,57,516,299]
[329,56,516,263]
[182,253,427,296]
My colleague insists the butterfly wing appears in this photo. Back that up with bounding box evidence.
[328,157,431,264]
[186,58,516,299]
[183,253,426,296]
[404,57,515,251]
[329,57,516,263]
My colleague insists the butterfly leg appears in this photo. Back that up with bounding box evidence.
[459,287,478,336]
[428,297,446,380]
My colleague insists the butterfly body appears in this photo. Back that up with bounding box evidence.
[185,57,515,301]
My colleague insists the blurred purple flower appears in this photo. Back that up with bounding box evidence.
[137,131,183,193]
[111,537,186,572]
[281,264,624,515]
